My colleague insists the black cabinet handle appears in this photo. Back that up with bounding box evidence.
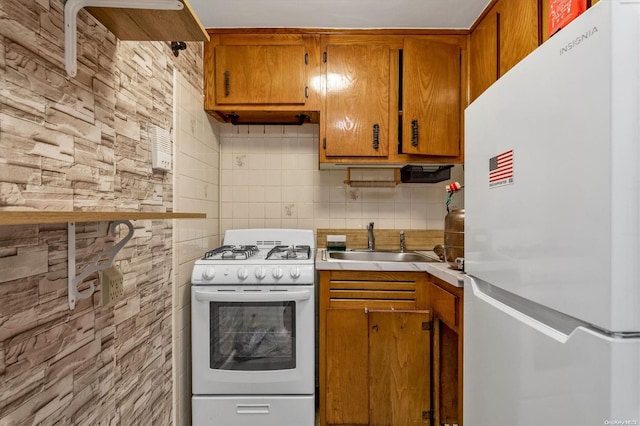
[373,124,380,150]
[224,70,230,97]
[411,119,419,147]
[305,86,309,98]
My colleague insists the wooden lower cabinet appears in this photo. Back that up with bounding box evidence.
[326,308,432,425]
[368,310,432,425]
[319,270,462,426]
[325,308,370,424]
[430,275,464,426]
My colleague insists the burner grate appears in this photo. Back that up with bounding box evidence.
[203,245,259,260]
[266,245,311,260]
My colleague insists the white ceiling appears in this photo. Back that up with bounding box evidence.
[189,0,492,30]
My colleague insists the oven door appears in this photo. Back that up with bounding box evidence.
[191,285,315,395]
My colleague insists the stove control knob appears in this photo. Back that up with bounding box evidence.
[289,267,301,279]
[255,267,266,280]
[272,267,283,280]
[202,267,216,281]
[237,267,249,280]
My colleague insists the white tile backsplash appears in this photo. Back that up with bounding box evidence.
[219,123,464,235]
[172,70,221,425]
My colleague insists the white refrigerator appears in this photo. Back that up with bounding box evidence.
[464,1,640,425]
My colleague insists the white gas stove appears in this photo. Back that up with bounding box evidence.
[191,228,315,286]
[191,228,316,426]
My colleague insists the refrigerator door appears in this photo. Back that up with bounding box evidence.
[464,0,640,332]
[464,276,640,426]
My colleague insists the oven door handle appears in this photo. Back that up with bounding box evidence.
[194,290,312,303]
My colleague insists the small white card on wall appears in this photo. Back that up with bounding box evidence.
[150,125,172,172]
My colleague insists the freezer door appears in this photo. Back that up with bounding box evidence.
[464,276,640,426]
[464,0,640,332]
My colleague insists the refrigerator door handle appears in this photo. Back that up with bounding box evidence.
[466,276,616,343]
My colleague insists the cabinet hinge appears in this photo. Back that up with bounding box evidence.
[323,51,327,63]
[323,137,326,150]
[422,321,432,331]
[422,409,433,422]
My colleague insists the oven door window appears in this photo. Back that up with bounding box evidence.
[209,301,296,371]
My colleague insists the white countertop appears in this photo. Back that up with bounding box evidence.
[315,249,464,288]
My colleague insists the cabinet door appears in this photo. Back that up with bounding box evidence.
[214,45,307,105]
[497,0,539,76]
[326,308,369,425]
[433,319,460,426]
[401,39,461,157]
[428,277,464,426]
[324,43,390,157]
[469,7,499,102]
[369,310,432,425]
[469,0,539,102]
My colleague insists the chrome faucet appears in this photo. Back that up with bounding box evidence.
[399,230,405,252]
[367,222,375,251]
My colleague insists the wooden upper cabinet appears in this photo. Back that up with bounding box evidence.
[497,0,540,75]
[214,44,307,105]
[204,31,467,162]
[401,38,461,157]
[203,33,322,124]
[320,34,466,165]
[469,0,540,102]
[324,42,390,157]
[469,10,498,102]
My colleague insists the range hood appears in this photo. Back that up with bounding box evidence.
[341,164,454,187]
[400,165,453,183]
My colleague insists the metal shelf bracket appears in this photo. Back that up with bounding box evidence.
[64,0,185,77]
[67,220,134,309]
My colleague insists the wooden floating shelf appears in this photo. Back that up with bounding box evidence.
[0,211,206,226]
[86,0,209,42]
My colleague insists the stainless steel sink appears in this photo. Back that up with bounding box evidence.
[327,251,440,263]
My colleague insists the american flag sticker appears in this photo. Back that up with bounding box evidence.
[489,149,514,188]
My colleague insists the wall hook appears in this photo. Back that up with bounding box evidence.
[68,220,134,309]
[171,41,187,57]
